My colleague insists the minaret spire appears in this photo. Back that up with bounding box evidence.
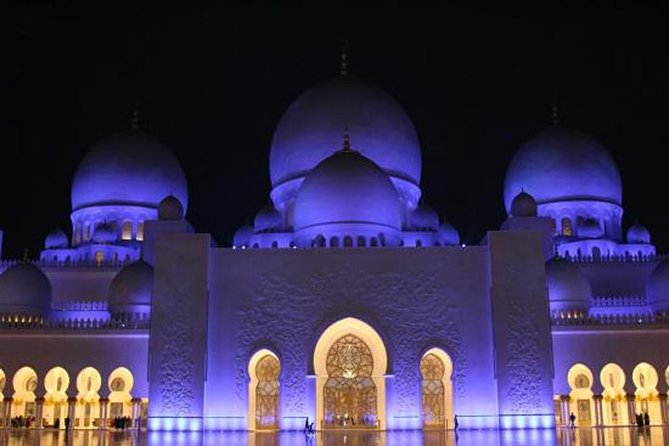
[340,39,349,76]
[342,127,352,152]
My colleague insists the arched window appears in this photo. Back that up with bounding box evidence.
[94,251,104,266]
[84,223,91,241]
[136,221,145,241]
[592,246,601,261]
[343,236,353,247]
[561,218,573,237]
[271,241,278,249]
[357,236,366,247]
[121,221,133,240]
[74,223,82,245]
[330,237,339,248]
[370,238,378,247]
[416,240,423,247]
[314,235,326,248]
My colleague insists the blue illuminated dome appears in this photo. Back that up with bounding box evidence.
[108,260,153,315]
[232,225,254,248]
[411,203,439,231]
[510,191,537,217]
[71,130,188,212]
[626,223,651,244]
[437,222,460,246]
[546,258,592,314]
[270,76,422,188]
[158,195,184,221]
[293,148,402,238]
[647,258,669,312]
[504,127,622,213]
[0,263,52,316]
[254,204,283,233]
[44,228,69,249]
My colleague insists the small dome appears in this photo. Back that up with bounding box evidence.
[546,258,592,313]
[71,129,188,212]
[510,191,537,217]
[437,222,460,246]
[254,204,283,233]
[108,261,153,311]
[647,258,669,312]
[158,195,184,220]
[293,148,402,232]
[233,225,254,248]
[270,75,422,188]
[0,263,52,315]
[411,203,439,231]
[92,223,116,244]
[577,218,603,239]
[627,223,651,244]
[44,228,69,249]
[504,127,622,212]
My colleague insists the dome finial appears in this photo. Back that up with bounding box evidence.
[551,92,560,126]
[340,39,349,76]
[342,127,352,152]
[131,101,140,129]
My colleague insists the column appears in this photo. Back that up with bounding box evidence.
[67,397,77,430]
[2,397,12,428]
[626,394,636,426]
[659,393,668,425]
[131,398,141,428]
[98,397,109,430]
[560,395,570,427]
[593,394,603,427]
[35,397,45,429]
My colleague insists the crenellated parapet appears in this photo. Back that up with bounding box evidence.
[0,313,149,330]
[551,311,669,327]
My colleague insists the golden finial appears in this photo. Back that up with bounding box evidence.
[342,128,352,152]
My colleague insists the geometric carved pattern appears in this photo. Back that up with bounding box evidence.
[421,353,445,427]
[324,335,377,428]
[255,354,280,429]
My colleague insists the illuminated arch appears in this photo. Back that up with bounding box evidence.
[314,317,387,430]
[12,366,38,418]
[248,349,280,431]
[665,366,669,388]
[632,362,660,424]
[108,367,134,420]
[75,367,101,429]
[44,366,69,429]
[567,363,594,427]
[599,363,627,425]
[0,369,5,397]
[421,348,454,429]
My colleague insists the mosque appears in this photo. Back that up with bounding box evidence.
[1,61,668,436]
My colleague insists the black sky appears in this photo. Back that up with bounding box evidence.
[4,2,667,258]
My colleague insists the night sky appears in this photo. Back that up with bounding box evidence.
[4,3,667,259]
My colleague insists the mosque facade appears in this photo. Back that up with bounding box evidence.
[1,67,668,434]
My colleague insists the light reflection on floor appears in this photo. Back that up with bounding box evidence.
[0,427,668,446]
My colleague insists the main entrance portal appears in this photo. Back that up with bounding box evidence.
[324,334,377,428]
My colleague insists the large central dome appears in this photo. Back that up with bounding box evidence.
[504,126,622,212]
[71,130,188,212]
[269,75,422,188]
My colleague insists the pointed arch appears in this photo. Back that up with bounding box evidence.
[632,362,661,424]
[44,366,69,429]
[314,317,387,430]
[421,348,454,429]
[248,349,280,431]
[75,367,101,429]
[12,366,38,418]
[599,363,627,425]
[567,363,594,427]
[108,367,134,420]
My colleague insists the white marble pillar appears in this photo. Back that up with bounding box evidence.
[626,394,636,426]
[2,397,12,428]
[131,398,141,428]
[659,393,668,425]
[593,394,603,427]
[35,397,45,429]
[98,397,109,430]
[560,395,570,427]
[66,397,76,430]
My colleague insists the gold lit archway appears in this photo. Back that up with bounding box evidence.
[421,348,454,429]
[248,349,280,431]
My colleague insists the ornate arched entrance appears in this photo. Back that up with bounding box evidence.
[314,318,387,430]
[421,348,453,429]
[248,349,280,431]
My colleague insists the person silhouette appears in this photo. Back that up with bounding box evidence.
[643,412,650,426]
[454,414,459,430]
[569,412,576,428]
[303,417,309,433]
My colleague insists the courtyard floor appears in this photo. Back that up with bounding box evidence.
[1,427,669,445]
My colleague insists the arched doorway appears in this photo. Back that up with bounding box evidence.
[314,318,387,430]
[248,349,280,431]
[0,369,5,398]
[43,367,69,429]
[75,367,101,429]
[12,367,38,421]
[421,348,453,429]
[599,363,627,425]
[632,362,661,424]
[108,367,134,425]
[567,363,594,426]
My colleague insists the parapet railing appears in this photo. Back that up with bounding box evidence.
[565,253,666,264]
[0,314,150,330]
[592,295,647,307]
[551,311,669,327]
